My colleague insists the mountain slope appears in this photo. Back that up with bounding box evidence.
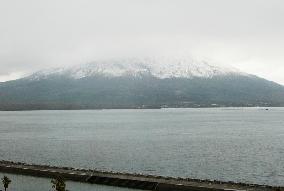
[1,58,284,110]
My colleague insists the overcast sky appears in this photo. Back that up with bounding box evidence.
[0,0,284,84]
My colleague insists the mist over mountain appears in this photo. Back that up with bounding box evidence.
[1,57,284,110]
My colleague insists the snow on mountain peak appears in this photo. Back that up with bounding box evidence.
[28,57,244,80]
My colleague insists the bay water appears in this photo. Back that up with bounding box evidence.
[0,108,284,189]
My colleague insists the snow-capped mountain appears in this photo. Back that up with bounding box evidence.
[1,57,284,110]
[28,57,244,80]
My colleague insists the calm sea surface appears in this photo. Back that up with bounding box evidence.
[0,108,284,189]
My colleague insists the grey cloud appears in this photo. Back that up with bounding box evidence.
[0,0,284,84]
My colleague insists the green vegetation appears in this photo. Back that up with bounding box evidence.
[0,175,70,191]
[51,176,68,191]
[1,176,11,191]
[1,75,284,110]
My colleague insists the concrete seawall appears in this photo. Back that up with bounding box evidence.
[0,160,282,191]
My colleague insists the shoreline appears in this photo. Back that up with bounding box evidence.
[0,160,283,191]
[0,106,282,112]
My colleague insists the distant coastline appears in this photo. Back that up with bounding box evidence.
[0,104,281,111]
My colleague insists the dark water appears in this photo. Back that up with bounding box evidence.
[0,108,284,188]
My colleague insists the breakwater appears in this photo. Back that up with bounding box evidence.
[0,161,282,191]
